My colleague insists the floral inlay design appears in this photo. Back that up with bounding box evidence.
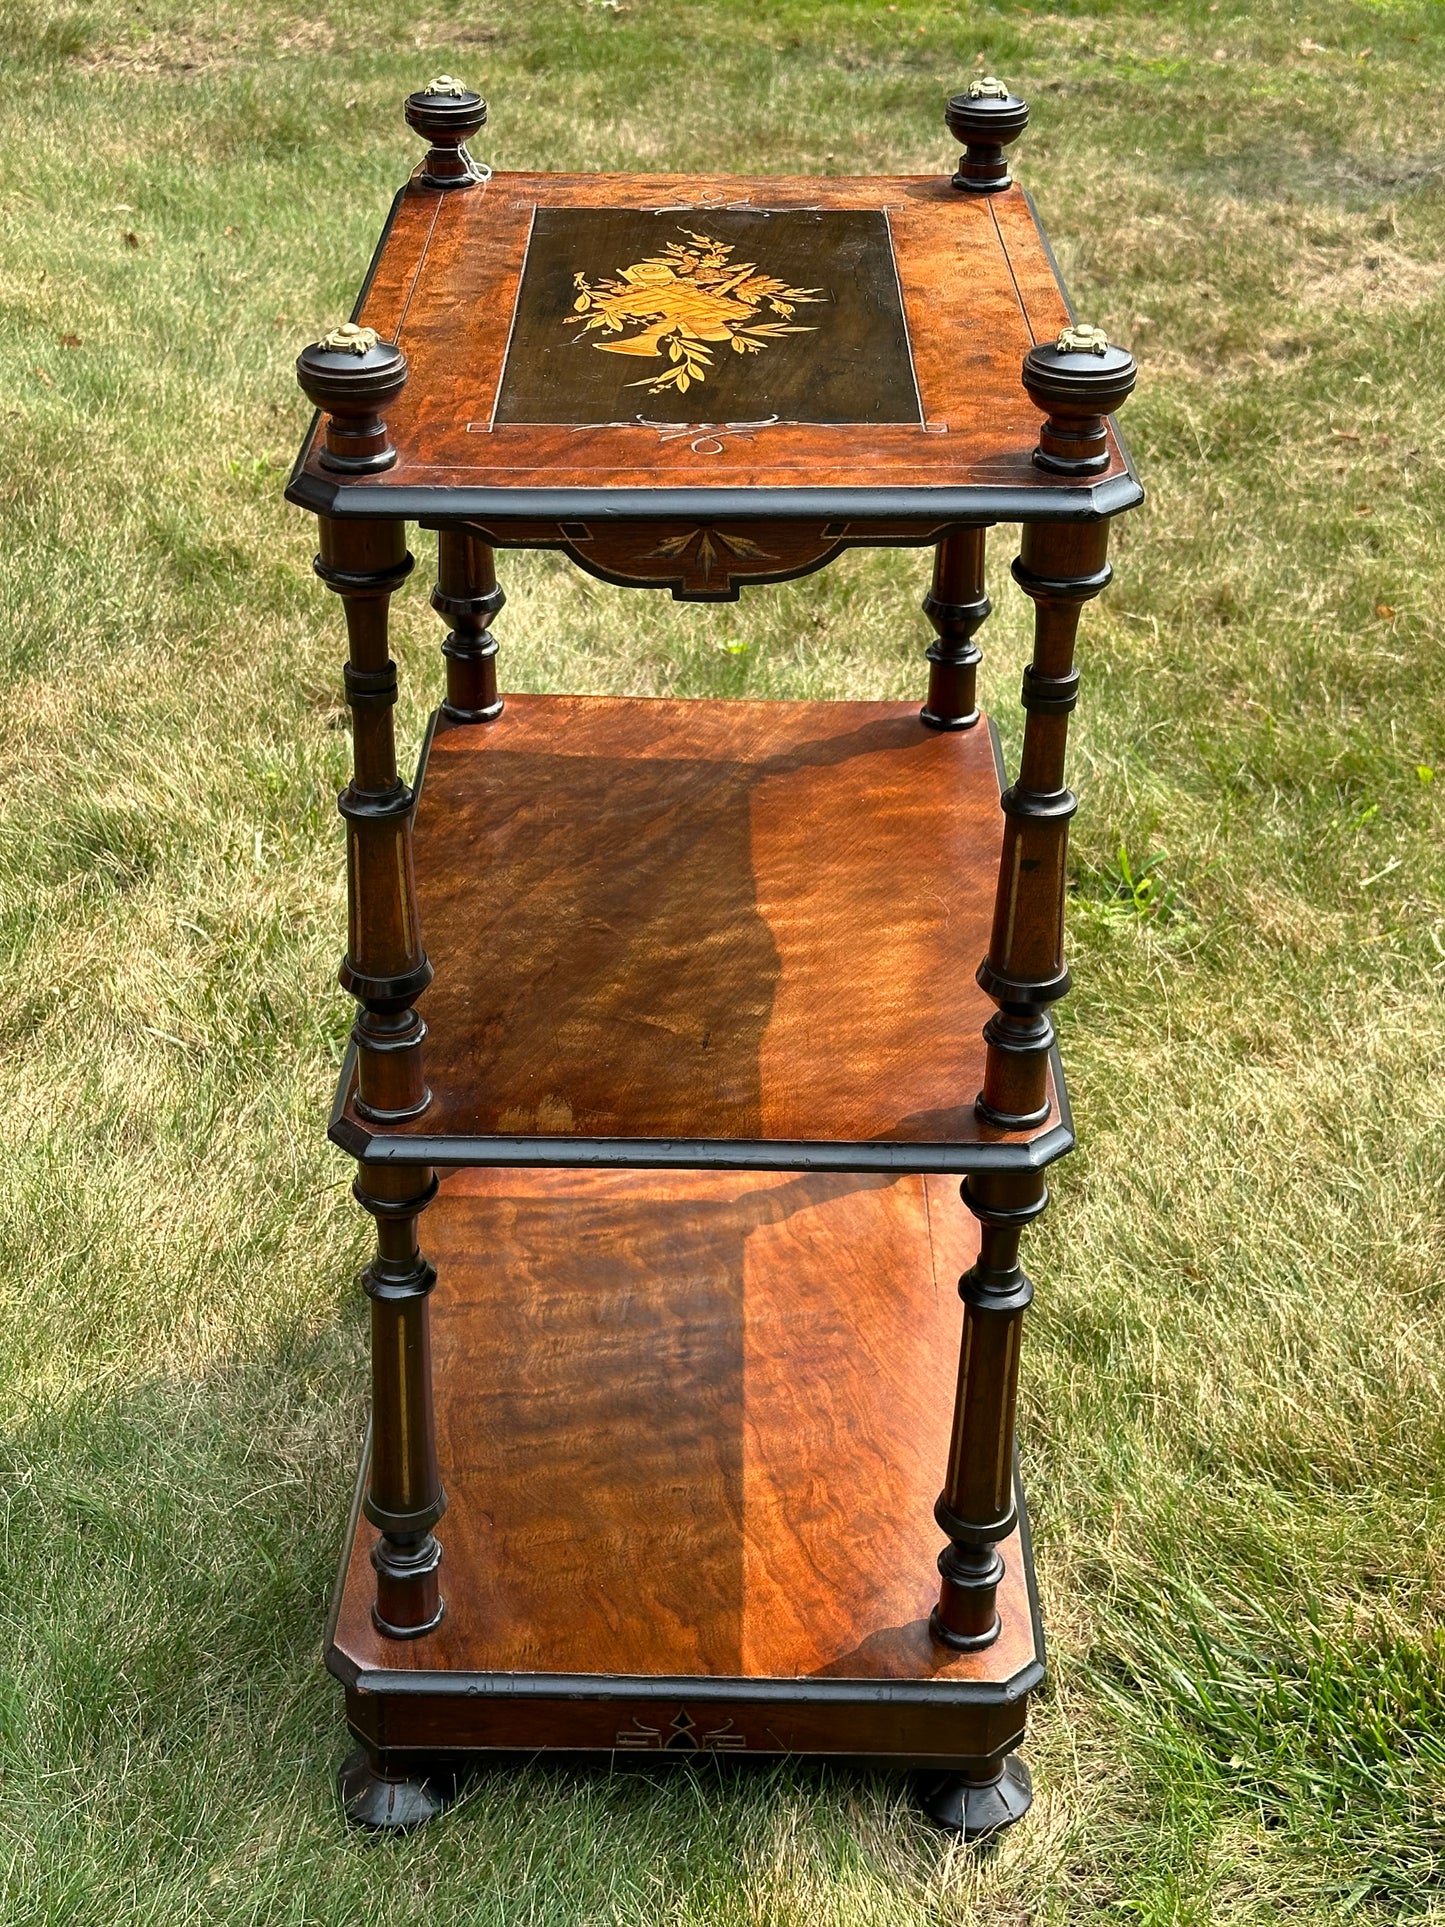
[566,230,825,397]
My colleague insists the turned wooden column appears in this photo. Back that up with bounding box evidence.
[317,510,447,1638]
[353,1161,446,1638]
[297,328,447,1638]
[973,330,1137,1134]
[972,516,1110,1133]
[297,331,431,1123]
[921,526,989,730]
[434,528,505,723]
[314,514,433,1125]
[932,329,1136,1652]
[932,1167,1045,1649]
[931,518,1111,1651]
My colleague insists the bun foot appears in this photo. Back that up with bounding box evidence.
[916,1754,1033,1838]
[338,1747,452,1832]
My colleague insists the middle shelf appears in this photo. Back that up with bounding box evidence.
[332,694,1070,1173]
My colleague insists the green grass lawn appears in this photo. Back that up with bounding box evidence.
[2,0,1444,1919]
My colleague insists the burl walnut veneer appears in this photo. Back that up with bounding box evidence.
[287,72,1140,1843]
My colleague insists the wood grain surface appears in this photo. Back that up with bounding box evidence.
[330,1165,1040,1700]
[334,696,1062,1163]
[292,172,1130,506]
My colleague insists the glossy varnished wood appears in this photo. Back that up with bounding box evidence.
[287,173,1138,523]
[328,1166,1042,1765]
[289,97,1146,1828]
[331,696,1066,1169]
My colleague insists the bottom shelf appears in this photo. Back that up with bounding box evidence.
[328,1166,1044,1769]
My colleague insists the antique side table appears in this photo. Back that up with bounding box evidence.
[287,76,1140,1840]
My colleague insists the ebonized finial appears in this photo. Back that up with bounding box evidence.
[945,78,1029,193]
[1021,326,1137,475]
[296,325,410,474]
[404,76,490,189]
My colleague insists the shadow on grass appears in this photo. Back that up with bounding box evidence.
[0,1329,991,1925]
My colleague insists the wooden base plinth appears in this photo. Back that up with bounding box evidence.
[327,1167,1044,1795]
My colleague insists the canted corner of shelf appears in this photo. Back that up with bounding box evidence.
[1000,1657,1046,1706]
[323,1637,365,1693]
[1015,1120,1075,1172]
[283,461,337,516]
[328,1115,373,1159]
[327,1044,371,1157]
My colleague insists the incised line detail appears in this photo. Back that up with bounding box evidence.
[643,526,776,582]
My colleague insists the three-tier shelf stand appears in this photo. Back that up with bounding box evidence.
[288,75,1140,1840]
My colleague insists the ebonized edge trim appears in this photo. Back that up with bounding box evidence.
[986,712,1007,791]
[344,1741,1024,1772]
[286,475,1146,526]
[327,1039,1075,1176]
[323,1417,373,1663]
[330,1659,1046,1710]
[324,1483,1044,1712]
[326,1022,1077,1173]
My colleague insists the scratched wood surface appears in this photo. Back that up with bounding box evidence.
[293,173,1128,500]
[334,696,1062,1160]
[330,1165,1039,1691]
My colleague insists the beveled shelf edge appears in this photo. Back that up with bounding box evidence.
[285,470,1145,528]
[324,1464,1045,1713]
[322,1414,371,1669]
[330,1652,1046,1713]
[328,1041,1075,1175]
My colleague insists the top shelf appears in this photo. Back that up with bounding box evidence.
[333,696,1071,1175]
[287,172,1140,527]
